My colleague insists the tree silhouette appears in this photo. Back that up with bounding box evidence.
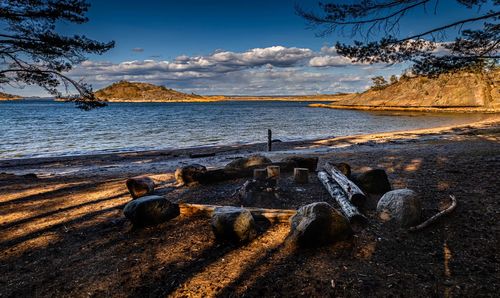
[0,0,114,109]
[371,76,389,90]
[296,0,499,75]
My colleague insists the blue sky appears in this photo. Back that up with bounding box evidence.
[7,0,497,96]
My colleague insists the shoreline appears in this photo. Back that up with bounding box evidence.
[1,114,498,178]
[1,114,498,162]
[309,103,500,113]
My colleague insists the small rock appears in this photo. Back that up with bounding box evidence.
[224,155,271,170]
[126,176,155,199]
[211,206,257,243]
[289,202,352,247]
[280,156,319,171]
[123,195,180,227]
[174,164,207,185]
[355,169,391,194]
[377,189,422,227]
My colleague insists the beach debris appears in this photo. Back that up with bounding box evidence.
[266,165,281,179]
[317,171,367,226]
[174,164,207,185]
[377,189,422,228]
[293,168,309,184]
[279,156,319,172]
[353,169,391,194]
[323,162,366,207]
[123,195,180,227]
[408,195,457,232]
[224,154,272,171]
[211,206,257,243]
[189,152,216,158]
[126,176,155,199]
[253,168,267,180]
[288,202,352,247]
[239,178,281,208]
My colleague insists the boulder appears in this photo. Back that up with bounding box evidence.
[289,202,351,247]
[126,176,155,199]
[355,169,391,194]
[175,164,207,185]
[377,189,422,227]
[239,179,280,208]
[225,155,272,171]
[211,206,257,243]
[123,195,180,227]
[280,156,319,171]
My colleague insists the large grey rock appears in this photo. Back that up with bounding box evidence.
[289,202,351,247]
[377,189,422,227]
[126,176,155,199]
[355,169,391,194]
[175,164,207,185]
[211,206,257,243]
[225,155,271,171]
[123,195,180,227]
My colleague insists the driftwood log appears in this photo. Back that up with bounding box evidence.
[323,162,366,207]
[318,171,367,225]
[194,159,316,184]
[178,203,296,224]
[408,195,457,232]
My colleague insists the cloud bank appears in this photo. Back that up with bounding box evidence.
[70,45,401,95]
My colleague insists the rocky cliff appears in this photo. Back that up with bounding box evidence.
[325,69,499,111]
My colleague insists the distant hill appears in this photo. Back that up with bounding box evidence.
[0,91,22,100]
[313,69,500,112]
[94,81,209,102]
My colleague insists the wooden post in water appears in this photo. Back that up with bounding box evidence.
[267,129,272,152]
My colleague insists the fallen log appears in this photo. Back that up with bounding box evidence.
[189,152,215,158]
[178,203,296,224]
[408,195,457,232]
[323,162,366,207]
[318,171,367,225]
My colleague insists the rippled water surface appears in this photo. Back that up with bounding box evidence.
[0,100,489,159]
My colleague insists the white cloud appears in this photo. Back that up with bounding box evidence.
[67,45,399,95]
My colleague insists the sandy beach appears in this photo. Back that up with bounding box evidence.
[1,115,499,296]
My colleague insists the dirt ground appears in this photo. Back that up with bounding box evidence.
[1,120,499,297]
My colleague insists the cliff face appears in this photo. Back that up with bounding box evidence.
[94,81,204,102]
[333,69,500,110]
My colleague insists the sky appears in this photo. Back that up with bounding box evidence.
[4,0,496,96]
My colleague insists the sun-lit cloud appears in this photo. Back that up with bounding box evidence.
[68,45,403,95]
